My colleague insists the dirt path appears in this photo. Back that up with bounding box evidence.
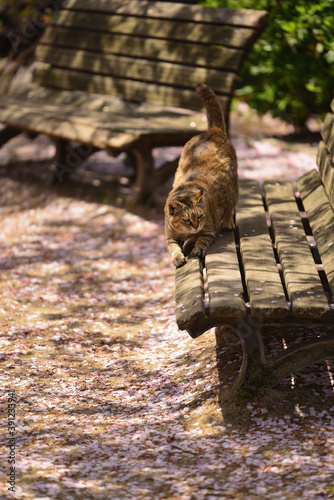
[0,119,334,499]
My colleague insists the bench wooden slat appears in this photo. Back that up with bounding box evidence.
[205,232,247,321]
[317,141,334,205]
[0,98,210,150]
[175,259,208,337]
[39,27,245,72]
[0,100,202,133]
[33,67,230,113]
[264,180,330,319]
[52,11,258,49]
[61,0,269,30]
[297,170,334,294]
[322,111,334,162]
[0,102,137,150]
[317,140,328,176]
[35,46,237,96]
[328,124,334,164]
[7,88,208,119]
[322,112,334,144]
[16,88,135,113]
[236,179,288,319]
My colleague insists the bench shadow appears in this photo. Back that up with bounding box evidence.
[215,325,334,429]
[0,135,175,211]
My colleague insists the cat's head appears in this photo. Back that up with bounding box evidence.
[166,188,206,235]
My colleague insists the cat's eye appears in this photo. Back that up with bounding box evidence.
[183,218,191,223]
[197,215,203,220]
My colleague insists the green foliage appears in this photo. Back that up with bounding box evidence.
[201,0,334,127]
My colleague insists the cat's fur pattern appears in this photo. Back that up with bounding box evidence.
[165,83,238,267]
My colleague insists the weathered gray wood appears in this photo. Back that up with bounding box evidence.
[175,258,209,338]
[5,87,209,120]
[33,66,230,113]
[317,140,327,176]
[322,111,334,163]
[328,123,334,164]
[10,87,134,113]
[0,98,209,150]
[61,0,269,29]
[0,96,207,130]
[51,11,257,48]
[205,231,247,322]
[264,180,330,319]
[0,102,137,150]
[322,112,334,145]
[317,141,334,205]
[40,27,245,71]
[236,179,288,319]
[297,169,334,295]
[35,46,237,95]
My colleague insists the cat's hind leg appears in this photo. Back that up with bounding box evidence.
[219,205,236,230]
[219,213,235,230]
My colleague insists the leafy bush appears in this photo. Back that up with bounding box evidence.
[201,0,334,128]
[0,0,60,59]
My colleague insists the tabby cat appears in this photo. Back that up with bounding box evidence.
[165,83,238,267]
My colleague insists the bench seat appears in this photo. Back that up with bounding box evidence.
[0,90,208,153]
[0,0,268,201]
[175,100,334,396]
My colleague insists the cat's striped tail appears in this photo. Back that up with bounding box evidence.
[195,83,227,133]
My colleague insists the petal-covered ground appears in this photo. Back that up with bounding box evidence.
[0,117,333,500]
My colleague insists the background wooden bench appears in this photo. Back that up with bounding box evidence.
[175,98,334,397]
[0,0,268,202]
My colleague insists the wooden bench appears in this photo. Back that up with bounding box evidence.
[0,0,268,202]
[175,99,334,397]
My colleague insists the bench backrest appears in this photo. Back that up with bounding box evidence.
[317,98,334,206]
[33,0,268,115]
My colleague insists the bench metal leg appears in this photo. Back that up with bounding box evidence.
[216,321,334,398]
[47,139,96,186]
[234,322,266,392]
[154,157,180,186]
[0,126,22,147]
[127,147,154,204]
[258,333,334,391]
[215,320,266,394]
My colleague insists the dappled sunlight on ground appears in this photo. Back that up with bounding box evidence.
[0,120,333,499]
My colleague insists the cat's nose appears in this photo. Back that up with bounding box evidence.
[191,220,199,229]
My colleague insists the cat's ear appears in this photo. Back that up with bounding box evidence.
[195,189,204,203]
[168,202,182,215]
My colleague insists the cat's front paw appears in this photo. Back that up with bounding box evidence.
[171,249,186,267]
[189,246,206,260]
